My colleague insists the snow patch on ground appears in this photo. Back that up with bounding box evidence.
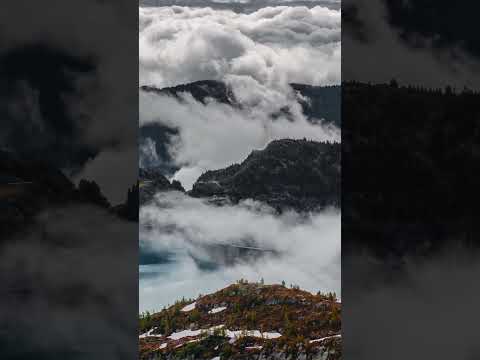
[166,325,282,342]
[225,329,282,343]
[309,334,341,343]
[168,329,202,340]
[181,302,196,312]
[139,327,163,339]
[168,325,225,340]
[208,306,227,314]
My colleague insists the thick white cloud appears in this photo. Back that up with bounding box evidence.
[140,192,340,311]
[141,0,340,7]
[139,5,341,189]
[139,5,340,88]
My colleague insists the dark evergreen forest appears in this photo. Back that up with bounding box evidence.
[343,81,480,256]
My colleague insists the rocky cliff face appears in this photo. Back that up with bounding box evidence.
[189,139,340,212]
[139,281,341,360]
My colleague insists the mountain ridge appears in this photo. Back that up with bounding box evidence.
[189,139,340,212]
[140,139,340,212]
[140,80,340,127]
[139,80,340,177]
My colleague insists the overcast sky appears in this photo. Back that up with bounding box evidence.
[139,0,340,13]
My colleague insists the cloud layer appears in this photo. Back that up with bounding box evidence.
[140,192,340,311]
[139,5,340,88]
[139,4,341,189]
[140,88,339,189]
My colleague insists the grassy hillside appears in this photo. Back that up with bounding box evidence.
[139,280,341,360]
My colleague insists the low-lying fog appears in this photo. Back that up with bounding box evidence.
[140,191,340,312]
